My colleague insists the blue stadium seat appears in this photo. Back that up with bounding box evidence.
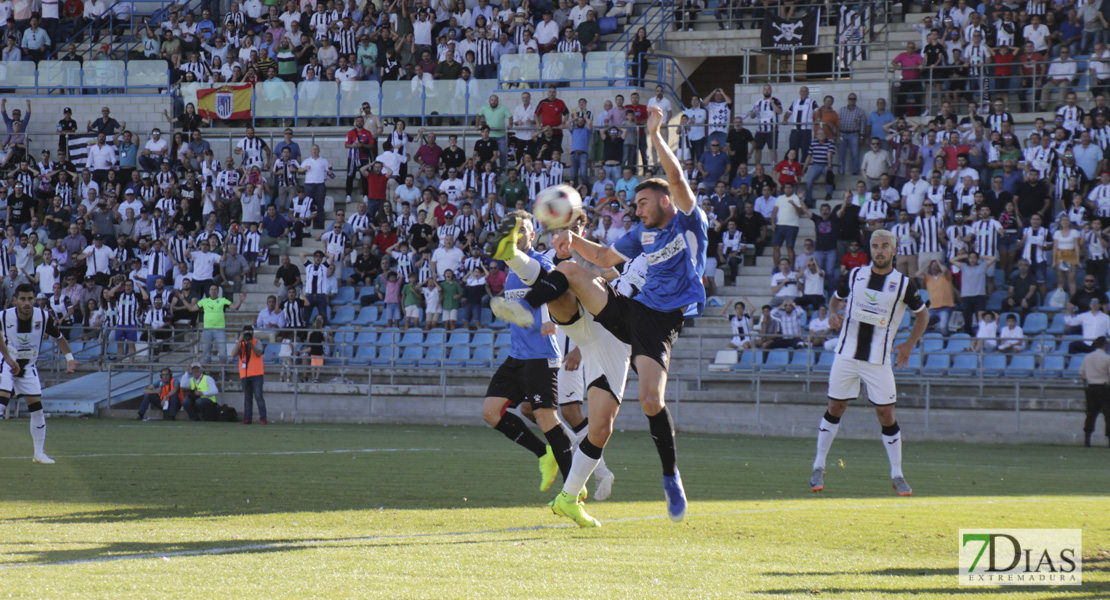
[1065,355,1084,378]
[350,344,376,366]
[471,332,493,347]
[374,309,391,326]
[331,305,356,326]
[496,346,510,361]
[982,354,1008,377]
[813,351,835,373]
[1042,354,1065,378]
[446,331,471,347]
[895,353,922,374]
[495,332,511,347]
[423,332,444,347]
[331,286,356,306]
[395,345,423,366]
[358,285,378,301]
[443,346,470,367]
[1028,334,1056,355]
[986,290,1009,311]
[467,346,493,367]
[480,308,494,324]
[762,350,790,371]
[353,306,379,326]
[489,318,509,330]
[733,350,756,372]
[948,353,980,376]
[1046,313,1067,335]
[399,331,424,346]
[1022,313,1048,336]
[922,353,950,375]
[418,346,443,367]
[785,351,812,372]
[76,341,102,360]
[1006,355,1035,377]
[921,333,945,354]
[944,334,972,353]
[263,343,283,365]
[372,345,399,366]
[918,288,929,305]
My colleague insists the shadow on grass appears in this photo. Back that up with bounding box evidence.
[0,532,549,568]
[763,567,960,577]
[754,589,1109,598]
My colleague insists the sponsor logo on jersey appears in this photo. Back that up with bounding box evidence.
[640,231,657,245]
[644,235,687,266]
[864,291,878,303]
[888,281,899,292]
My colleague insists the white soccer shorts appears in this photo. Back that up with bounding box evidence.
[828,354,897,406]
[557,362,585,405]
[0,365,43,398]
[560,303,631,404]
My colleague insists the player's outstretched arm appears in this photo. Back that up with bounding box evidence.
[646,105,695,215]
[54,334,78,373]
[562,231,627,269]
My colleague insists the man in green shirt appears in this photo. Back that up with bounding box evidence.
[578,11,601,52]
[477,94,513,170]
[196,284,247,363]
[498,168,527,207]
[434,49,463,81]
[440,269,464,330]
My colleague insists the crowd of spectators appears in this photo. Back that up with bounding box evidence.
[706,73,1110,359]
[0,0,623,86]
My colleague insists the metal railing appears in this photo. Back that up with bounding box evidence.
[611,0,670,55]
[46,0,200,62]
[58,326,1084,426]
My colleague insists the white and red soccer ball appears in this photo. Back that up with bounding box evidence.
[533,184,583,229]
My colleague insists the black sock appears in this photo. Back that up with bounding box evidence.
[579,437,603,459]
[26,401,42,413]
[823,410,841,424]
[523,270,569,308]
[881,422,900,436]
[647,407,678,477]
[494,412,547,458]
[543,425,574,480]
[0,397,8,407]
[571,417,589,434]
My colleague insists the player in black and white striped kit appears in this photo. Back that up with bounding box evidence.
[0,284,78,464]
[810,230,929,497]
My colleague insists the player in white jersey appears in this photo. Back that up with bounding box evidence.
[0,284,78,464]
[810,230,929,496]
[488,105,706,525]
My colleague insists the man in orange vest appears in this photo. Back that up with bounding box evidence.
[237,325,267,425]
[137,368,182,421]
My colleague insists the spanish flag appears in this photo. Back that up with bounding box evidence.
[197,84,253,120]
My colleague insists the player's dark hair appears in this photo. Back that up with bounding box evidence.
[506,208,533,222]
[635,178,670,197]
[15,283,35,296]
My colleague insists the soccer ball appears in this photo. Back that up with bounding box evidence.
[533,184,583,229]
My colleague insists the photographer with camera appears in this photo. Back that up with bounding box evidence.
[236,325,267,425]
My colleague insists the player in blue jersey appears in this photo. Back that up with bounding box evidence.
[487,105,707,523]
[480,209,575,493]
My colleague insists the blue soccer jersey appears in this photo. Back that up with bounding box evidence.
[503,249,561,360]
[614,205,708,316]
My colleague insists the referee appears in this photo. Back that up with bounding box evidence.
[1079,336,1110,447]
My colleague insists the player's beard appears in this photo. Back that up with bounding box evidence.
[871,252,893,270]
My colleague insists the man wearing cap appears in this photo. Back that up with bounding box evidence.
[180,362,221,421]
[235,325,267,425]
[57,107,77,154]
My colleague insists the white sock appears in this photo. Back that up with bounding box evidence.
[505,251,542,286]
[813,416,840,470]
[30,410,46,455]
[562,447,601,497]
[594,457,613,479]
[883,427,904,479]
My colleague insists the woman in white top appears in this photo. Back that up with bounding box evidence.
[1051,215,1083,295]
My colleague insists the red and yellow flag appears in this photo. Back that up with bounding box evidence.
[197,84,253,120]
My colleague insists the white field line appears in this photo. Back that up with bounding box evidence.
[1,496,1101,569]
[0,448,442,460]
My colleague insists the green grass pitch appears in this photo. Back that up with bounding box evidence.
[0,419,1107,599]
